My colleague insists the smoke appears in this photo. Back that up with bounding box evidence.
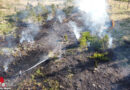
[1,48,14,71]
[77,0,109,33]
[20,23,40,43]
[108,34,113,48]
[3,57,14,72]
[69,21,81,40]
[76,0,113,47]
[56,9,66,23]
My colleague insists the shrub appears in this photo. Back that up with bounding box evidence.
[88,35,109,51]
[79,31,109,51]
[89,37,103,51]
[79,37,87,48]
[89,52,109,61]
[79,31,91,48]
[90,51,112,68]
[64,34,68,41]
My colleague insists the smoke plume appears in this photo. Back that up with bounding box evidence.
[75,0,113,47]
[20,23,40,43]
[69,21,81,40]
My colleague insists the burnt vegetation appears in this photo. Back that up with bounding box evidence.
[0,0,129,90]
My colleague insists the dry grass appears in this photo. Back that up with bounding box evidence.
[109,0,130,20]
[108,0,130,44]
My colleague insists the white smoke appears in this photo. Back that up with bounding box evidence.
[69,21,81,40]
[3,56,14,72]
[76,0,113,47]
[108,35,113,48]
[77,0,109,34]
[56,9,66,23]
[20,23,40,43]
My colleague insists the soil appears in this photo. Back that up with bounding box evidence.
[0,1,129,89]
[3,16,129,90]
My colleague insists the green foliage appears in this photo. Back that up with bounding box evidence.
[79,32,91,48]
[79,37,87,48]
[35,68,44,76]
[79,31,109,51]
[64,34,68,41]
[102,35,109,49]
[89,52,109,61]
[82,32,91,40]
[31,74,35,80]
[90,35,109,51]
[89,52,110,68]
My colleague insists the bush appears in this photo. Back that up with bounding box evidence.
[89,52,109,61]
[89,52,110,68]
[79,31,109,51]
[79,32,91,48]
[79,37,87,48]
[90,35,109,51]
[64,34,68,41]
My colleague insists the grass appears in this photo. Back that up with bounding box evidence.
[0,21,16,35]
[0,0,19,35]
[109,0,130,21]
[108,0,130,44]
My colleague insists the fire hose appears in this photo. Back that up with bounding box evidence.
[14,56,49,77]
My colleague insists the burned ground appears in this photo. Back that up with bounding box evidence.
[0,0,129,89]
[13,42,129,90]
[0,12,129,90]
